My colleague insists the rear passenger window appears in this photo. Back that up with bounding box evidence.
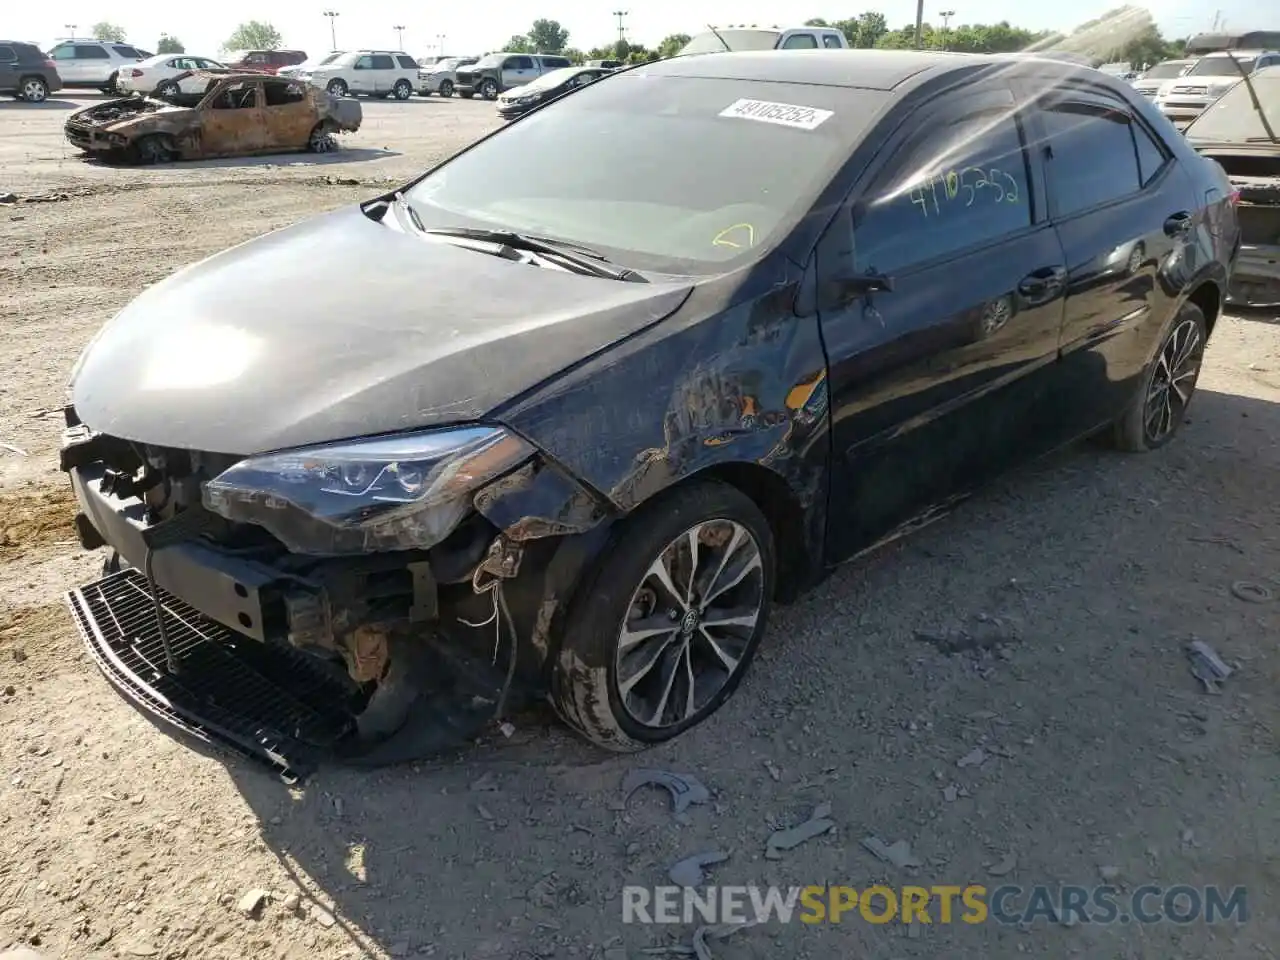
[854,108,1033,274]
[264,81,304,105]
[371,55,395,69]
[396,55,418,69]
[1133,122,1170,185]
[0,45,15,61]
[782,34,819,48]
[822,34,844,48]
[75,45,110,59]
[1042,102,1141,216]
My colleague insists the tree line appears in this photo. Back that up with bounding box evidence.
[81,14,1191,70]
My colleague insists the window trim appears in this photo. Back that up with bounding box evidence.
[1034,92,1169,223]
[846,88,1043,276]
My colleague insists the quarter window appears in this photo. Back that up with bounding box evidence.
[822,34,844,48]
[1133,121,1170,186]
[396,55,418,69]
[1042,102,1142,216]
[113,45,141,58]
[854,107,1033,275]
[782,34,819,48]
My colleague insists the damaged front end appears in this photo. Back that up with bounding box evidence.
[64,97,181,155]
[60,408,604,778]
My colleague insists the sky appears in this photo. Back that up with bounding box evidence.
[9,0,1254,60]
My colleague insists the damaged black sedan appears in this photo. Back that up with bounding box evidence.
[62,50,1238,776]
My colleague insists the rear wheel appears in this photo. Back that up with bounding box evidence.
[308,121,337,153]
[392,79,412,100]
[18,76,48,102]
[439,80,454,97]
[1110,302,1207,452]
[154,80,180,100]
[550,480,775,751]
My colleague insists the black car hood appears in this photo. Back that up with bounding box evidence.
[71,205,692,454]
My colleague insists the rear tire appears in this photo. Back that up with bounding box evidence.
[550,480,776,752]
[154,80,180,100]
[393,79,412,100]
[307,121,337,153]
[18,76,48,102]
[1110,301,1207,452]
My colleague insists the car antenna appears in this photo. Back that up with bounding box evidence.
[706,24,732,52]
[1225,50,1278,143]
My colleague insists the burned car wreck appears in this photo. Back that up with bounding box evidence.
[62,51,1237,777]
[64,73,362,163]
[1183,64,1280,306]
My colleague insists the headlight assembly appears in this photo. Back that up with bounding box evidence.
[202,426,534,555]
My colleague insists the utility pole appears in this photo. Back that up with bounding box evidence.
[613,10,628,45]
[393,25,405,48]
[323,11,340,50]
[913,0,925,49]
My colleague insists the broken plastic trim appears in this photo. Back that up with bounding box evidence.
[203,427,534,555]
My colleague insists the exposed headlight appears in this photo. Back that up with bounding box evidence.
[203,426,534,555]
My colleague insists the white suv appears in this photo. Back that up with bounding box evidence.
[47,38,151,93]
[300,49,421,100]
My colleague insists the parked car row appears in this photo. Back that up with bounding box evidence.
[1129,49,1280,126]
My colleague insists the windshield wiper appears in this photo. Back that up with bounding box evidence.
[423,227,648,282]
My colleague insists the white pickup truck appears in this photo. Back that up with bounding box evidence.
[678,26,850,55]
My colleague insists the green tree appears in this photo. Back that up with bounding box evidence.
[222,21,282,53]
[156,35,184,54]
[656,33,691,58]
[1114,25,1177,69]
[563,47,585,64]
[805,18,830,27]
[612,39,632,61]
[527,18,570,54]
[92,22,127,42]
[625,43,650,64]
[586,45,614,61]
[853,11,889,47]
[504,35,534,53]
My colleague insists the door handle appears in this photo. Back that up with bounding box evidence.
[1163,211,1193,237]
[1017,266,1066,304]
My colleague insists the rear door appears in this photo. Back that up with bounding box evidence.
[1021,84,1199,436]
[260,79,315,149]
[349,54,376,93]
[370,53,396,93]
[817,83,1068,559]
[0,45,16,93]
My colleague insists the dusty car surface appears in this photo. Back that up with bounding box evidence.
[61,50,1237,778]
[64,72,362,163]
[1183,64,1280,306]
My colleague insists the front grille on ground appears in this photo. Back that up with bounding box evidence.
[66,569,358,780]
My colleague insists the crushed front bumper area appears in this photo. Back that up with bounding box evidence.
[61,419,526,778]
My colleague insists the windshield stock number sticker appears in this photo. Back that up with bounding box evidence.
[719,98,833,130]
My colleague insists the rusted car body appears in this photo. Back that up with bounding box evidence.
[64,72,362,163]
[1184,64,1280,306]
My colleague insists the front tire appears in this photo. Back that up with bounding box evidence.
[393,79,412,100]
[326,78,348,97]
[132,134,174,165]
[550,480,775,751]
[1110,301,1207,452]
[438,80,454,97]
[479,78,498,100]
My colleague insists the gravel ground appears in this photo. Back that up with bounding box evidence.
[1,93,1278,960]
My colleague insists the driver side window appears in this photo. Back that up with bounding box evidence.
[854,106,1033,275]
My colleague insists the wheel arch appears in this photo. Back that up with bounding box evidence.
[1184,278,1222,338]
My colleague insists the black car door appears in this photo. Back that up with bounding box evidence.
[1020,84,1199,436]
[815,83,1068,561]
[0,45,16,93]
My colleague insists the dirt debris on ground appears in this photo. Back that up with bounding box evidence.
[1,93,1279,960]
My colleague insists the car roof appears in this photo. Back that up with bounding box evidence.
[1200,49,1276,56]
[638,49,1108,92]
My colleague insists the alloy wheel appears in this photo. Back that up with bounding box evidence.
[22,78,47,102]
[615,519,765,730]
[1144,317,1203,444]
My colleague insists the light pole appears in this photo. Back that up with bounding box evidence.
[437,33,446,56]
[393,25,405,48]
[613,10,628,45]
[323,11,339,50]
[64,23,77,37]
[913,0,924,48]
[939,9,955,49]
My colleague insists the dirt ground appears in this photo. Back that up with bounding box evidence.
[1,92,1279,960]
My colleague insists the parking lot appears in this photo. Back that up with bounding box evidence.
[1,90,1279,960]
